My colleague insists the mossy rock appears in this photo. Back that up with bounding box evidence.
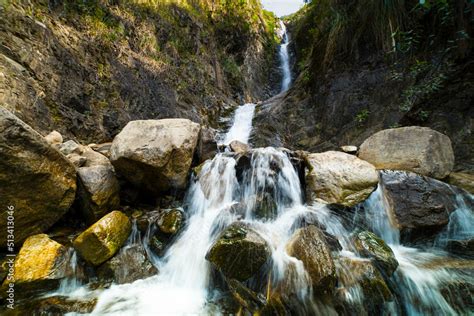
[206,222,270,281]
[336,257,392,305]
[353,231,398,276]
[286,225,337,294]
[158,209,184,235]
[1,234,71,297]
[226,278,266,313]
[73,211,132,266]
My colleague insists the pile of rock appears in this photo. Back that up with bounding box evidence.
[0,108,218,297]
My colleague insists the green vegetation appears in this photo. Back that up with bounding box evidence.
[355,109,370,124]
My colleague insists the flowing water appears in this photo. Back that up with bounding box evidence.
[49,19,474,316]
[363,188,474,315]
[277,20,291,92]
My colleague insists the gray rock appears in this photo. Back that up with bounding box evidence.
[97,244,158,284]
[0,107,76,243]
[359,127,454,179]
[352,230,398,276]
[44,130,63,145]
[285,225,336,293]
[206,222,270,281]
[59,140,83,156]
[305,151,379,207]
[229,140,250,154]
[340,145,358,154]
[67,153,87,168]
[380,170,466,240]
[197,127,217,162]
[110,119,201,194]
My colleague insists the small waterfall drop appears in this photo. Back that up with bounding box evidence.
[278,20,292,92]
[363,188,474,315]
[222,103,256,145]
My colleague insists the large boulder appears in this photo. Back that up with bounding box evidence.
[73,211,132,266]
[196,126,217,163]
[96,244,158,284]
[380,170,469,240]
[2,234,71,295]
[206,222,270,281]
[358,126,454,179]
[305,151,379,207]
[352,231,398,276]
[76,147,120,223]
[285,225,336,293]
[110,119,200,193]
[0,107,76,244]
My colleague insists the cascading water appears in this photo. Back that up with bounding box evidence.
[277,20,292,92]
[363,187,474,315]
[41,25,473,316]
[222,103,256,145]
[89,102,340,315]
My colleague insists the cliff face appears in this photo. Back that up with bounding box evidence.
[0,0,278,143]
[254,0,474,172]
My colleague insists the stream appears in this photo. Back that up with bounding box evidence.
[43,21,474,316]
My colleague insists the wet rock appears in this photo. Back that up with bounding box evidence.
[1,234,71,295]
[0,107,76,243]
[259,294,287,316]
[97,244,158,284]
[235,152,251,183]
[440,279,474,312]
[149,236,165,256]
[157,209,184,235]
[380,170,463,240]
[305,151,379,207]
[110,119,201,194]
[359,126,454,179]
[226,278,266,313]
[249,192,277,220]
[285,225,336,293]
[229,140,250,154]
[11,295,97,315]
[44,130,63,145]
[73,211,132,266]
[197,127,218,163]
[76,148,120,223]
[353,231,398,276]
[206,222,270,281]
[336,257,392,304]
[446,239,474,258]
[340,145,358,154]
[447,172,474,194]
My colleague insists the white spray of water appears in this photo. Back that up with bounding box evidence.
[278,20,292,92]
[363,187,473,315]
[222,103,256,145]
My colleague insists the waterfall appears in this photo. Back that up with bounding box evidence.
[222,103,256,145]
[278,20,292,92]
[363,188,474,315]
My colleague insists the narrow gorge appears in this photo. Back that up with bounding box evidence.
[0,1,473,315]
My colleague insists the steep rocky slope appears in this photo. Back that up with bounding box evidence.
[0,0,279,143]
[254,0,474,173]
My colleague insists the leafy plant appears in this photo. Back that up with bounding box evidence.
[355,109,370,123]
